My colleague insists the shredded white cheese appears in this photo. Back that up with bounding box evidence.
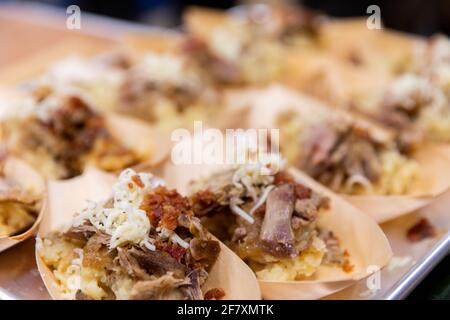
[229,153,285,224]
[73,168,164,250]
[139,53,201,90]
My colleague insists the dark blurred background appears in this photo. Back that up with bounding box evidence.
[7,0,450,36]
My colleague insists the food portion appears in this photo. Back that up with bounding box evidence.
[33,55,130,114]
[277,110,418,195]
[189,155,352,281]
[0,165,41,237]
[38,169,221,300]
[118,52,219,130]
[2,88,140,179]
[377,36,450,145]
[183,5,324,85]
[0,150,42,238]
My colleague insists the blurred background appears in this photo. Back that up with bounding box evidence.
[1,0,449,35]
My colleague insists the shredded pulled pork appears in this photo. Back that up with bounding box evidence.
[181,5,323,86]
[299,122,384,194]
[39,169,221,300]
[118,53,216,123]
[189,161,349,279]
[0,160,41,237]
[406,218,437,242]
[3,92,139,179]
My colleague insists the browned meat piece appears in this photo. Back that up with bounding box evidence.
[204,288,226,300]
[189,238,221,270]
[191,169,330,265]
[117,247,151,280]
[232,226,247,241]
[295,191,328,220]
[260,184,296,258]
[129,273,190,300]
[319,229,353,272]
[16,94,138,179]
[407,218,437,242]
[302,123,338,168]
[118,66,204,121]
[180,269,208,300]
[190,190,219,216]
[82,232,112,269]
[129,247,188,278]
[75,290,93,300]
[63,223,97,242]
[300,123,383,192]
[97,51,132,70]
[268,5,324,39]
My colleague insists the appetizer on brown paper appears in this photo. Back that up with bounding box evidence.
[1,88,168,180]
[229,85,450,223]
[36,167,261,300]
[183,5,325,86]
[156,144,392,299]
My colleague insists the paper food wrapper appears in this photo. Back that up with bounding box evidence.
[319,18,421,73]
[227,85,450,224]
[35,167,261,300]
[281,49,392,112]
[0,156,46,252]
[152,133,392,299]
[105,112,170,167]
[0,87,169,176]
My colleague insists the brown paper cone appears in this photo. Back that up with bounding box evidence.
[0,156,46,252]
[36,167,261,300]
[319,18,420,71]
[183,7,228,41]
[105,112,171,167]
[122,32,182,58]
[228,85,450,224]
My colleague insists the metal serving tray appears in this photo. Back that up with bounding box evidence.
[0,2,449,301]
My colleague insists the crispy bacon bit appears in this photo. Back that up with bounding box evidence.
[274,171,295,185]
[343,261,354,273]
[163,243,187,262]
[190,190,217,216]
[294,184,312,200]
[140,186,193,228]
[407,218,436,242]
[204,288,225,300]
[128,182,134,189]
[132,175,145,188]
[160,205,179,231]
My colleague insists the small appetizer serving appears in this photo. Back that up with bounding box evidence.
[189,156,352,281]
[0,154,45,252]
[38,169,222,300]
[118,52,220,130]
[183,5,324,86]
[158,148,392,299]
[278,108,418,196]
[2,89,141,179]
[231,85,450,222]
[37,168,261,300]
[376,36,450,146]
